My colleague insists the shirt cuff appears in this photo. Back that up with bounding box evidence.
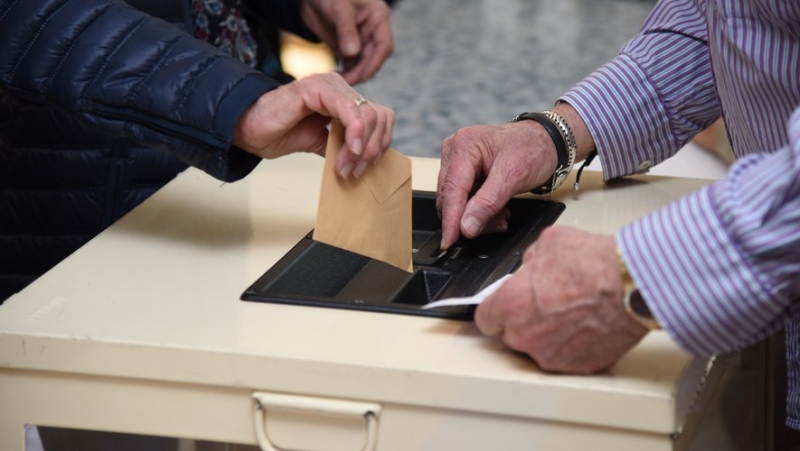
[616,186,780,357]
[561,55,674,180]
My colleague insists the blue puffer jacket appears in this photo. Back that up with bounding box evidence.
[0,0,309,301]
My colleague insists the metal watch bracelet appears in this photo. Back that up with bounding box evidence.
[512,110,577,194]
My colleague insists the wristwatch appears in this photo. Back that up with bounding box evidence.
[618,249,661,330]
[512,110,577,194]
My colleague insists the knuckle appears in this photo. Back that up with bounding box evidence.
[365,110,379,127]
[523,244,537,263]
[440,136,453,157]
[438,177,461,196]
[364,143,380,160]
[308,73,327,84]
[374,2,390,17]
[450,128,475,145]
[473,193,504,217]
[348,117,365,133]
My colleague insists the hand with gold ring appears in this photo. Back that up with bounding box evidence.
[233,73,394,179]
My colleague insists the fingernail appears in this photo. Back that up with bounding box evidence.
[440,237,449,251]
[353,160,369,178]
[352,139,362,156]
[373,151,383,165]
[462,216,484,238]
[339,162,354,179]
[343,40,359,56]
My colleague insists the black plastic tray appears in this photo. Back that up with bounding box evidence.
[241,191,564,320]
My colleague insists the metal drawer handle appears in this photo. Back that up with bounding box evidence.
[252,392,382,451]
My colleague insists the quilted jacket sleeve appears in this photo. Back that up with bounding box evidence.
[0,0,282,182]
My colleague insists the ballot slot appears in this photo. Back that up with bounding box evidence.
[391,269,451,306]
[241,191,564,321]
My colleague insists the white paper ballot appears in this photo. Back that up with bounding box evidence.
[422,274,512,310]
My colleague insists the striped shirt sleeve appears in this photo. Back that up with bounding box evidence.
[561,0,720,180]
[617,108,800,356]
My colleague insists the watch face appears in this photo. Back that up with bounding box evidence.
[630,290,653,319]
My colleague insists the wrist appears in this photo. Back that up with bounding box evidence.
[232,118,251,152]
[233,94,266,153]
[551,102,596,162]
[512,119,559,179]
[512,110,576,194]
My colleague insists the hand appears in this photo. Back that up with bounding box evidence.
[436,121,558,250]
[475,226,648,374]
[300,0,393,84]
[233,72,394,178]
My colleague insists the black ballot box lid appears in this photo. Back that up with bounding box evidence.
[241,191,564,321]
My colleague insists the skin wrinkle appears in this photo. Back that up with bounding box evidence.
[477,227,647,374]
[233,72,393,175]
[508,302,609,373]
[532,301,639,373]
[299,0,392,85]
[436,121,556,247]
[433,0,797,380]
[546,324,609,373]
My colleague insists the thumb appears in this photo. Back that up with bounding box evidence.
[330,3,361,57]
[460,169,517,239]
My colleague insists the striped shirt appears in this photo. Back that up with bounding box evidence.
[562,0,800,426]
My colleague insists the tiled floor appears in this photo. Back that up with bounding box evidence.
[356,0,656,156]
[283,0,731,181]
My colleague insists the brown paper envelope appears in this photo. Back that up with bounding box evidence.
[313,121,413,272]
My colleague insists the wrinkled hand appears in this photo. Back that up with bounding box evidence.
[475,226,648,374]
[301,0,393,84]
[234,72,394,178]
[436,121,558,250]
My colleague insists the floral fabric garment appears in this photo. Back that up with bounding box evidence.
[192,0,258,67]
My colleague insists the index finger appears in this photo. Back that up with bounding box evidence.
[437,137,478,250]
[314,86,381,176]
[341,10,393,83]
[326,1,360,57]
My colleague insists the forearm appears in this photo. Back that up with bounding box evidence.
[617,108,800,356]
[0,0,278,181]
[559,0,720,180]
